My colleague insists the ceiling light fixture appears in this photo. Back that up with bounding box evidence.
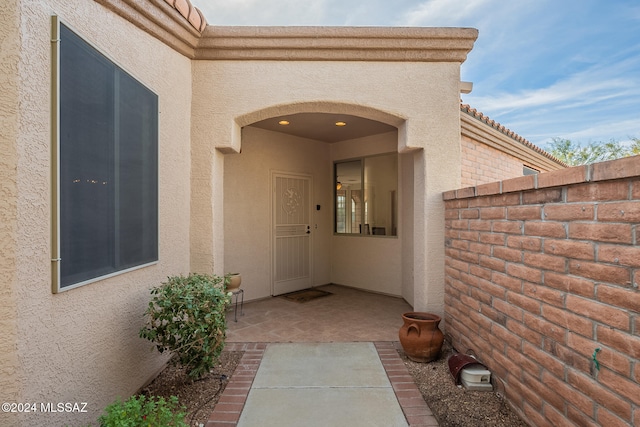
[278,120,290,126]
[336,182,342,190]
[335,121,347,127]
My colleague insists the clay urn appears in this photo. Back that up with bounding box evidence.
[399,312,444,363]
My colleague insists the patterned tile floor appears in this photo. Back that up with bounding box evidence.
[206,285,439,426]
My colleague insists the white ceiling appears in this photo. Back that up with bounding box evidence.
[249,112,397,143]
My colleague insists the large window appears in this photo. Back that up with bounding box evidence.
[334,153,397,236]
[51,19,158,291]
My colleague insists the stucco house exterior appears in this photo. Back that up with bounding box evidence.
[1,0,565,424]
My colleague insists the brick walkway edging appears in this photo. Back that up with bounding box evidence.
[206,342,438,427]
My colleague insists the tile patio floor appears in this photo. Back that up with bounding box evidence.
[206,285,439,426]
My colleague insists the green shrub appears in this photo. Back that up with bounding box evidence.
[99,395,187,427]
[139,273,231,379]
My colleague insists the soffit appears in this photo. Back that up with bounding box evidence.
[250,113,397,143]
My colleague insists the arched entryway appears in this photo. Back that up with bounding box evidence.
[222,102,415,304]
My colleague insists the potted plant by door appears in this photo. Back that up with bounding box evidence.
[226,273,242,292]
[398,312,444,362]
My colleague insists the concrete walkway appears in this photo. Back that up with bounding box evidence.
[207,342,439,426]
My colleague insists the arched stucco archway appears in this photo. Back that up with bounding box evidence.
[191,58,465,316]
[222,102,415,304]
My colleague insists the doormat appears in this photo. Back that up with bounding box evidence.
[280,288,333,303]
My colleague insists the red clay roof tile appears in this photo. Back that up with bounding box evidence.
[460,104,567,166]
[164,0,207,32]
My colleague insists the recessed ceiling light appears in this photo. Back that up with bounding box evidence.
[335,121,347,127]
[279,120,290,126]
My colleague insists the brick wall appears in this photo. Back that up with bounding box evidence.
[443,156,640,427]
[461,135,525,187]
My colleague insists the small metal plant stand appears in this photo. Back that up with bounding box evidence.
[230,288,244,322]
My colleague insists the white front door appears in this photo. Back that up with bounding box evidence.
[272,173,312,295]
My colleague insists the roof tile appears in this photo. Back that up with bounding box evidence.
[164,0,207,32]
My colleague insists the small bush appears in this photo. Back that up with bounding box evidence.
[99,395,187,427]
[140,273,231,379]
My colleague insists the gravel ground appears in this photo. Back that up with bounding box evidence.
[398,340,527,427]
[143,342,526,427]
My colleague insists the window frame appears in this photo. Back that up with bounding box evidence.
[333,153,398,238]
[51,16,159,293]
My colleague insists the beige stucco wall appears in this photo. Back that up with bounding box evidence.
[1,1,192,425]
[192,59,463,315]
[330,132,403,295]
[224,127,332,299]
[0,0,24,414]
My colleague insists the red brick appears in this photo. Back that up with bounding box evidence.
[491,324,522,350]
[458,249,479,264]
[544,272,595,298]
[479,231,506,245]
[506,345,541,378]
[633,180,640,199]
[468,241,491,256]
[568,260,631,286]
[456,186,476,198]
[469,264,492,280]
[567,181,629,202]
[468,219,492,231]
[522,372,565,413]
[523,283,565,307]
[493,297,524,321]
[566,370,630,421]
[523,312,566,343]
[569,222,633,244]
[542,304,593,338]
[508,377,543,410]
[460,208,480,219]
[458,230,479,241]
[596,325,640,359]
[503,174,536,193]
[493,246,523,263]
[478,277,506,298]
[507,318,543,347]
[507,263,542,283]
[507,291,542,315]
[523,402,553,427]
[596,406,633,427]
[460,293,481,311]
[598,244,640,268]
[468,196,492,207]
[479,255,506,272]
[492,348,524,381]
[566,294,630,330]
[537,165,589,188]
[543,340,591,374]
[445,198,468,208]
[591,156,640,181]
[597,284,640,312]
[543,239,595,261]
[480,207,506,219]
[567,333,631,377]
[445,209,459,219]
[490,192,521,206]
[525,221,567,238]
[543,203,595,221]
[476,181,501,196]
[598,201,640,222]
[544,403,577,427]
[522,341,565,378]
[507,235,542,252]
[522,188,563,205]
[446,257,470,273]
[450,219,469,230]
[523,252,566,273]
[599,367,640,405]
[542,370,595,420]
[566,405,598,427]
[508,205,541,220]
[493,221,523,234]
[492,272,523,292]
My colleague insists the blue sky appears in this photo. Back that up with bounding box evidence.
[189,0,640,149]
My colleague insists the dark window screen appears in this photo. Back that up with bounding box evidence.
[59,24,158,288]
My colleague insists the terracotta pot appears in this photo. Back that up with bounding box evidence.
[399,312,444,363]
[226,273,241,292]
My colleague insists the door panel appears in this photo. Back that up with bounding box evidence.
[273,174,312,295]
